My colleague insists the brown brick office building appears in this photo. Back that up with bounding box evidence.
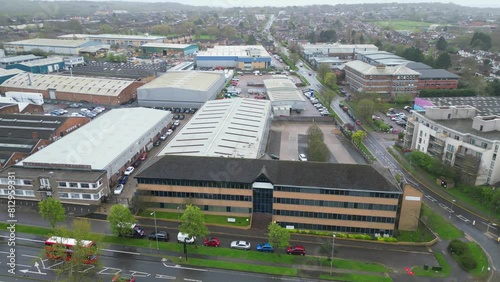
[136,156,421,236]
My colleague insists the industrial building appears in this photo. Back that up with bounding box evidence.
[0,113,90,169]
[69,61,163,81]
[403,105,500,185]
[0,98,43,115]
[344,60,420,97]
[136,155,423,236]
[6,57,64,74]
[58,34,165,48]
[137,71,226,108]
[140,43,199,57]
[0,68,24,84]
[158,98,271,159]
[310,57,346,70]
[263,78,306,115]
[3,38,102,55]
[0,54,43,68]
[0,73,142,105]
[195,45,272,70]
[302,43,378,61]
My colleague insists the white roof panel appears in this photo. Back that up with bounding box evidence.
[138,71,224,92]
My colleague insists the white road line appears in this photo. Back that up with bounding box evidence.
[456,215,470,222]
[0,236,44,243]
[98,267,122,275]
[21,254,39,258]
[155,274,176,280]
[425,195,437,202]
[184,279,202,282]
[15,264,32,268]
[45,261,64,269]
[129,270,151,277]
[162,262,207,272]
[102,248,141,255]
[481,222,498,230]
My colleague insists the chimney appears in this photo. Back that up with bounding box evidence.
[32,131,39,139]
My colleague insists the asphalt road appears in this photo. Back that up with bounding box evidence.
[0,239,326,282]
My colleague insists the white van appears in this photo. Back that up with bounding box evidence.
[177,232,196,244]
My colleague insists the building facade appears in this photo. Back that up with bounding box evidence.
[58,34,166,48]
[195,45,272,70]
[6,57,65,74]
[403,106,500,185]
[136,156,415,236]
[140,43,199,57]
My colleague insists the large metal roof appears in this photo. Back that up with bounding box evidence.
[138,71,224,92]
[196,45,271,58]
[264,79,305,103]
[5,38,92,48]
[158,98,271,159]
[345,60,420,76]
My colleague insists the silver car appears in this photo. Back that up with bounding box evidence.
[230,240,251,250]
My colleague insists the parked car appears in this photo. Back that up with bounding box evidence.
[118,175,129,185]
[269,154,280,160]
[173,120,180,126]
[299,154,307,161]
[177,232,195,244]
[113,184,124,195]
[256,243,274,252]
[170,124,177,131]
[70,112,85,117]
[140,152,148,161]
[338,103,344,108]
[124,166,135,176]
[231,241,251,250]
[173,114,180,120]
[160,134,167,140]
[153,140,161,146]
[404,106,412,112]
[174,108,181,113]
[189,108,197,114]
[320,111,330,116]
[166,129,173,136]
[132,159,142,168]
[112,273,135,282]
[179,114,185,120]
[286,246,306,256]
[203,237,220,247]
[69,103,82,108]
[183,108,190,114]
[149,231,169,241]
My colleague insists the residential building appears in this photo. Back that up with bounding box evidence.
[195,45,272,70]
[4,39,102,55]
[135,155,421,236]
[344,60,420,97]
[403,105,500,185]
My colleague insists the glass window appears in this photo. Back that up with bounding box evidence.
[81,183,90,188]
[58,182,67,187]
[69,183,78,188]
[82,194,91,199]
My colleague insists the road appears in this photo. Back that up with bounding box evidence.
[0,239,328,282]
[298,58,500,276]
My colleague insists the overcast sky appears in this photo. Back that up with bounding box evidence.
[99,0,500,8]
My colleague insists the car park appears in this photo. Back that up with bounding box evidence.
[118,175,129,185]
[203,237,220,247]
[230,240,251,250]
[149,231,169,241]
[177,232,196,244]
[286,245,306,256]
[113,184,124,195]
[124,166,135,176]
[299,154,307,161]
[256,243,274,252]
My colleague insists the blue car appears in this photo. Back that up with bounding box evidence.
[256,243,274,253]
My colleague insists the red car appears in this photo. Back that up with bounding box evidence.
[140,152,148,161]
[286,245,306,256]
[203,237,220,247]
[112,273,135,282]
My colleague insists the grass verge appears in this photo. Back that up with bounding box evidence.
[320,273,392,282]
[139,210,250,227]
[466,242,489,278]
[396,225,435,243]
[421,204,463,240]
[319,258,387,273]
[413,253,450,277]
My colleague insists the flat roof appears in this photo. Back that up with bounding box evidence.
[158,98,271,159]
[141,43,195,49]
[0,166,106,182]
[88,34,166,40]
[196,45,271,58]
[5,38,92,48]
[19,57,63,67]
[57,34,89,39]
[18,108,170,169]
[345,60,420,76]
[1,73,134,97]
[0,68,25,77]
[137,155,401,193]
[264,79,306,103]
[416,69,460,79]
[138,71,224,92]
[0,54,43,64]
[424,97,500,116]
[302,43,378,53]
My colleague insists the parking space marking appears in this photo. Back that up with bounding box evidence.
[44,261,65,270]
[155,274,176,280]
[98,267,122,275]
[424,195,437,202]
[184,279,202,282]
[129,270,150,277]
[78,265,95,273]
[456,215,470,222]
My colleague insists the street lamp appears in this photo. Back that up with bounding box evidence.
[330,234,336,276]
[449,200,456,220]
[150,211,159,250]
[177,206,180,220]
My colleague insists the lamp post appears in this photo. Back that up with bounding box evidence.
[177,206,180,220]
[151,211,159,250]
[449,200,456,220]
[330,234,336,276]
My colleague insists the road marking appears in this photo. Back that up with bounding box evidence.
[15,264,32,268]
[19,269,46,275]
[21,254,39,258]
[155,274,176,279]
[456,215,470,222]
[438,203,453,212]
[481,222,498,230]
[102,248,140,255]
[162,262,207,272]
[98,267,122,275]
[184,279,202,282]
[129,270,150,277]
[78,265,95,273]
[45,261,65,269]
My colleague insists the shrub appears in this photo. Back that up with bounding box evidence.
[448,239,467,256]
[457,253,478,271]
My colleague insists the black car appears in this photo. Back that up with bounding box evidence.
[132,159,142,168]
[154,140,161,146]
[183,108,190,114]
[179,114,185,120]
[269,154,280,160]
[174,108,180,113]
[339,103,344,108]
[149,231,169,241]
[119,175,129,185]
[189,108,197,114]
[173,114,180,119]
[170,124,177,131]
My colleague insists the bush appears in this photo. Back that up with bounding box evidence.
[448,239,467,256]
[448,240,479,272]
[457,253,478,271]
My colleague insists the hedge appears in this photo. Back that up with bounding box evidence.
[287,229,398,242]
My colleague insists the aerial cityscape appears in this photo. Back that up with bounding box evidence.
[0,0,499,281]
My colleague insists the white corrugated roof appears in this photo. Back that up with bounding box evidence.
[138,71,224,92]
[158,98,271,159]
[5,38,92,48]
[141,43,194,49]
[196,45,270,57]
[264,79,306,103]
[19,57,63,67]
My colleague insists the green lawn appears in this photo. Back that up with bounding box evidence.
[0,223,52,236]
[413,253,450,277]
[325,259,387,273]
[139,210,250,227]
[194,35,215,40]
[371,20,434,31]
[421,204,463,240]
[396,227,436,243]
[466,242,489,278]
[320,273,392,282]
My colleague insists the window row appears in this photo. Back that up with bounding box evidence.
[151,202,251,214]
[277,222,393,236]
[275,186,400,199]
[58,181,101,189]
[0,189,35,197]
[274,198,397,211]
[58,192,101,200]
[0,178,33,186]
[138,178,251,189]
[274,210,396,223]
[147,190,252,202]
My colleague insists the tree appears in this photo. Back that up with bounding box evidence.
[324,72,337,89]
[107,204,136,237]
[39,198,66,229]
[402,46,425,62]
[469,32,492,50]
[267,222,290,256]
[307,123,324,141]
[308,137,329,162]
[318,29,337,42]
[246,34,257,45]
[321,89,336,109]
[290,53,300,65]
[99,24,114,34]
[352,130,367,146]
[288,42,301,54]
[51,219,103,281]
[356,99,375,119]
[434,52,452,69]
[179,205,209,248]
[374,39,383,49]
[436,36,448,51]
[317,63,330,81]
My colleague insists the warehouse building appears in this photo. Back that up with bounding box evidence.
[195,45,272,70]
[136,155,422,236]
[4,39,102,55]
[158,98,271,158]
[0,68,24,84]
[58,34,165,48]
[0,54,43,68]
[137,71,225,108]
[264,78,306,115]
[0,73,142,105]
[6,57,64,74]
[140,43,199,57]
[302,43,378,61]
